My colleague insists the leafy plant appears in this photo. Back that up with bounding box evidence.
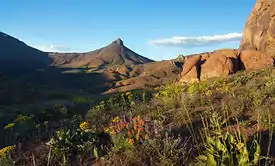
[46,127,110,165]
[197,112,261,166]
[197,132,260,166]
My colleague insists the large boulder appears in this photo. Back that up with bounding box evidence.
[201,53,210,62]
[212,49,240,71]
[240,0,275,57]
[240,50,274,70]
[180,54,201,76]
[200,50,237,80]
[212,49,239,59]
[179,65,199,83]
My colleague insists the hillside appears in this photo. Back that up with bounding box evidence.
[2,67,275,166]
[2,0,275,165]
[0,32,51,74]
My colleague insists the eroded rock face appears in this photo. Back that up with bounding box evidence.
[240,50,274,70]
[240,0,275,57]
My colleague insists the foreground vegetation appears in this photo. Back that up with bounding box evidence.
[1,67,275,165]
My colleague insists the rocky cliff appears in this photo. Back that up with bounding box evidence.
[240,0,275,57]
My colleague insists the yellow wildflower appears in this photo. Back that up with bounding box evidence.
[0,145,15,156]
[4,123,15,130]
[79,121,89,130]
[126,92,131,96]
[154,93,159,98]
[112,116,120,123]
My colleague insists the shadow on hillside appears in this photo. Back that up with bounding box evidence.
[0,43,52,75]
[0,65,114,146]
[0,65,114,106]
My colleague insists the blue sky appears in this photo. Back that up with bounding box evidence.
[0,0,255,60]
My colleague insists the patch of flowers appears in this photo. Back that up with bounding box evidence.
[104,115,148,144]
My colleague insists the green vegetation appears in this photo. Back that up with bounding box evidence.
[1,68,275,165]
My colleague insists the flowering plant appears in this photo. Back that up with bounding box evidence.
[104,115,148,144]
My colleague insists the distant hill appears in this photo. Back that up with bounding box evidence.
[0,32,179,98]
[49,38,154,70]
[0,32,51,74]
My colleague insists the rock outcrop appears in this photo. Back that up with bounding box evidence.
[200,50,237,80]
[180,54,201,76]
[179,66,199,83]
[240,50,274,70]
[179,0,275,83]
[240,0,275,57]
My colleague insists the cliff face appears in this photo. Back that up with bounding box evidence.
[240,0,275,57]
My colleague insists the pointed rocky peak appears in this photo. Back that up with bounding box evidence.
[112,38,124,46]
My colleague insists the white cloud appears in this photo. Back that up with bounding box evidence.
[34,44,71,52]
[148,33,243,48]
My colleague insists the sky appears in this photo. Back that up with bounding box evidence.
[0,0,255,61]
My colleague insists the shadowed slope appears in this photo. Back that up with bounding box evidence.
[0,32,51,74]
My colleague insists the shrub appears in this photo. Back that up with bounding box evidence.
[197,132,260,166]
[141,133,192,165]
[46,127,111,165]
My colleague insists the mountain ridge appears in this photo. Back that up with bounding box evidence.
[49,38,154,70]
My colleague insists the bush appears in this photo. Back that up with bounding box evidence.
[46,126,111,165]
[197,133,260,166]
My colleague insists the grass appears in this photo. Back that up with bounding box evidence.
[1,68,275,165]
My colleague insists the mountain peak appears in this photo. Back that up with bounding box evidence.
[112,38,124,45]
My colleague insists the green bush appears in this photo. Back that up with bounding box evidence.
[47,128,111,165]
[197,132,260,166]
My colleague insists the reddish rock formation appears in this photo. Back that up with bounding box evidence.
[200,50,236,80]
[212,49,239,59]
[178,0,275,83]
[180,54,201,77]
[179,66,199,83]
[240,0,275,57]
[240,50,274,70]
[201,53,210,62]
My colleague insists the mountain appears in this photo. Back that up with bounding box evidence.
[0,32,51,74]
[49,38,154,70]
